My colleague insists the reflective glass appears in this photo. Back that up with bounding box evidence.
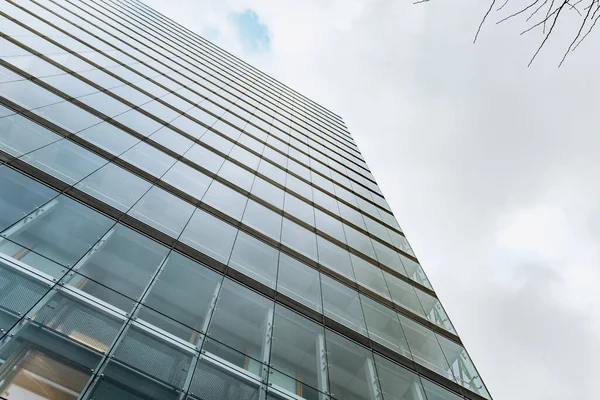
[22,139,106,185]
[270,305,327,396]
[416,290,456,334]
[217,160,255,191]
[229,232,279,288]
[251,177,285,209]
[185,143,225,173]
[398,315,452,380]
[150,125,194,154]
[361,295,410,356]
[399,254,432,289]
[374,354,427,400]
[142,252,222,340]
[321,275,367,336]
[0,113,61,157]
[283,192,315,226]
[0,166,57,231]
[162,161,213,200]
[121,140,177,177]
[421,379,463,400]
[77,122,140,155]
[351,255,391,300]
[276,253,322,313]
[316,236,355,281]
[385,273,426,317]
[180,208,237,264]
[201,180,248,220]
[128,186,195,238]
[75,162,152,211]
[325,329,380,400]
[0,194,114,276]
[204,279,273,372]
[437,335,490,399]
[280,219,318,261]
[70,224,168,309]
[242,200,282,241]
[189,357,263,400]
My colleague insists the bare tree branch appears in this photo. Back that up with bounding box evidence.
[419,0,598,66]
[474,0,497,43]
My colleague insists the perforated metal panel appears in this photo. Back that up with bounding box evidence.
[113,326,193,388]
[189,359,262,400]
[0,264,50,315]
[32,292,123,352]
[89,379,150,400]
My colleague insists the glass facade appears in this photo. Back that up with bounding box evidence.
[0,0,491,399]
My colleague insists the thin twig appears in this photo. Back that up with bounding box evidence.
[474,0,497,43]
[559,0,594,66]
[497,1,540,24]
[528,1,568,66]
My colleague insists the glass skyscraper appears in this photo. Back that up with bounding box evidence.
[0,1,491,399]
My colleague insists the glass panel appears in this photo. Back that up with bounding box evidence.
[437,335,491,399]
[142,252,222,341]
[69,224,168,308]
[321,275,367,336]
[0,113,61,157]
[343,226,376,259]
[360,295,410,357]
[217,160,255,191]
[22,139,106,185]
[314,210,346,244]
[351,255,391,300]
[372,241,406,276]
[229,145,260,170]
[75,162,152,211]
[316,237,354,281]
[34,101,102,133]
[180,209,237,264]
[228,232,279,288]
[385,273,426,318]
[270,305,327,397]
[415,290,456,334]
[242,200,282,241]
[280,219,317,261]
[201,180,248,220]
[325,329,380,400]
[399,254,432,289]
[110,324,194,389]
[0,194,114,276]
[128,186,195,238]
[0,258,53,335]
[251,177,284,209]
[162,161,213,200]
[150,126,194,154]
[258,159,286,185]
[398,315,452,380]
[204,279,274,370]
[283,192,314,226]
[114,109,163,137]
[120,141,177,177]
[276,253,322,313]
[188,357,263,400]
[0,166,57,231]
[77,122,140,155]
[0,292,122,399]
[421,379,463,400]
[374,354,427,400]
[185,143,225,173]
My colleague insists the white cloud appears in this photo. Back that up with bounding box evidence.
[142,1,600,398]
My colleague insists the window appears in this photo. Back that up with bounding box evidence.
[204,279,274,374]
[121,141,177,177]
[242,200,282,241]
[270,305,327,397]
[325,329,380,400]
[251,177,285,209]
[385,273,426,317]
[276,253,322,313]
[217,160,255,191]
[202,180,248,220]
[321,275,367,336]
[22,139,106,185]
[361,295,410,356]
[374,354,427,400]
[316,237,355,281]
[283,192,314,226]
[229,232,279,288]
[180,208,238,264]
[351,255,391,300]
[0,113,61,157]
[128,186,195,238]
[162,161,213,200]
[75,162,152,212]
[140,251,222,341]
[185,143,225,173]
[280,219,318,262]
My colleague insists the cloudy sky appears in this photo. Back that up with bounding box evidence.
[142,1,600,398]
